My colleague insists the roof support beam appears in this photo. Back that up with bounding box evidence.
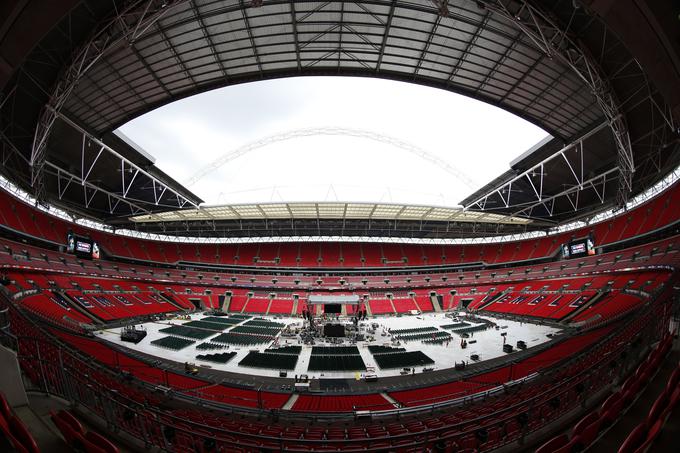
[464,121,608,213]
[190,0,230,80]
[239,0,264,76]
[375,1,397,72]
[46,162,151,216]
[29,0,189,202]
[510,167,618,218]
[479,0,635,208]
[289,2,301,72]
[57,111,199,210]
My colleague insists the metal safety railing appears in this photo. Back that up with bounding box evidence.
[0,276,674,451]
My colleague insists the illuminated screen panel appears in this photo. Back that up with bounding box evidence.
[66,233,99,260]
[562,236,596,259]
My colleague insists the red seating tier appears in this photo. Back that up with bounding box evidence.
[368,298,394,314]
[292,394,393,412]
[50,329,289,409]
[1,180,680,272]
[389,325,614,407]
[268,298,294,314]
[243,297,269,313]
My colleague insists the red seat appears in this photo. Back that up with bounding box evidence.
[56,410,85,435]
[424,418,444,429]
[326,429,345,440]
[304,427,326,440]
[404,421,425,433]
[639,369,653,384]
[85,431,119,453]
[600,392,621,413]
[8,415,39,453]
[505,419,521,438]
[621,376,636,393]
[662,386,680,420]
[668,366,680,389]
[601,397,624,425]
[483,426,503,447]
[536,433,569,453]
[573,415,603,448]
[646,390,670,428]
[620,386,638,407]
[386,425,408,435]
[366,426,387,438]
[347,427,366,439]
[635,419,663,452]
[458,434,478,450]
[0,392,11,419]
[51,412,86,447]
[617,423,646,453]
[1,426,30,453]
[572,412,598,436]
[82,437,108,453]
[555,438,580,453]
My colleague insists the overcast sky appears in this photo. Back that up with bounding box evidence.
[117,76,549,207]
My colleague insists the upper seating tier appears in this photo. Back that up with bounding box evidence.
[1,181,679,269]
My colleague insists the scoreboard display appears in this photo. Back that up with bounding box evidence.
[562,236,596,259]
[66,233,100,260]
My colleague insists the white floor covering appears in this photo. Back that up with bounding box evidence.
[94,312,563,379]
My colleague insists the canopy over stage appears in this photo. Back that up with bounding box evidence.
[308,295,360,305]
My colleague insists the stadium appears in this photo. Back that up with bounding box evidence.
[0,1,679,452]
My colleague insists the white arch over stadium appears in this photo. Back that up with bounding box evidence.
[183,127,480,192]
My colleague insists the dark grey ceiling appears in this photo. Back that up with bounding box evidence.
[0,0,678,230]
[64,0,602,141]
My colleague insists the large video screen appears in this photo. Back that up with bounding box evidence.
[562,236,596,259]
[66,233,100,260]
[324,304,341,314]
[75,239,91,254]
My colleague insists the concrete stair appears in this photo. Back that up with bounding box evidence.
[58,292,103,325]
[560,291,609,322]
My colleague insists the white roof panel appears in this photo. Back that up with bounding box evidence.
[130,202,532,225]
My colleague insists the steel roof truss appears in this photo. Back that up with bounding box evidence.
[466,121,607,214]
[511,167,617,218]
[481,0,634,207]
[189,0,230,80]
[289,2,301,72]
[0,129,29,167]
[239,0,263,75]
[58,111,198,210]
[29,0,191,201]
[48,163,151,216]
[82,139,105,185]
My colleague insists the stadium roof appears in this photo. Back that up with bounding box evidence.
[130,202,532,223]
[120,201,543,239]
[1,0,679,232]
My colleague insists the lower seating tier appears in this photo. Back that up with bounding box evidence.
[291,394,395,412]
